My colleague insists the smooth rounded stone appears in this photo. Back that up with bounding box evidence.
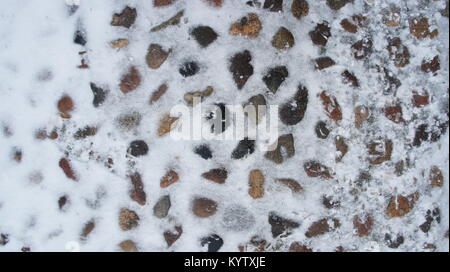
[315,57,336,70]
[111,38,129,49]
[146,44,170,69]
[119,240,138,252]
[229,50,254,90]
[221,205,255,231]
[164,226,183,247]
[116,112,142,130]
[201,234,224,252]
[263,66,288,94]
[191,26,218,48]
[192,197,218,218]
[309,22,331,46]
[315,121,330,139]
[229,13,262,38]
[292,0,309,19]
[111,6,137,28]
[279,85,309,126]
[179,61,199,77]
[202,168,228,184]
[80,220,95,240]
[90,83,107,107]
[271,27,295,50]
[127,140,149,157]
[153,195,171,219]
[231,138,255,159]
[119,208,140,231]
[57,95,74,115]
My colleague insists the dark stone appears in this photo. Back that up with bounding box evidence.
[420,208,441,233]
[413,124,429,147]
[268,212,300,238]
[179,61,199,77]
[127,140,149,157]
[263,0,283,12]
[153,195,171,219]
[380,67,401,95]
[322,195,340,209]
[230,50,254,90]
[305,218,341,237]
[74,126,97,140]
[207,103,229,134]
[309,22,331,46]
[231,138,255,159]
[352,38,373,60]
[195,145,213,160]
[0,234,9,246]
[265,134,295,164]
[262,66,288,93]
[279,85,309,126]
[315,121,330,139]
[191,26,218,48]
[326,0,352,10]
[315,57,336,70]
[201,234,224,252]
[341,70,359,87]
[74,29,87,46]
[385,233,404,249]
[90,83,107,107]
[111,6,137,28]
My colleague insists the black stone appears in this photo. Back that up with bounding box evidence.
[195,145,213,160]
[230,50,253,90]
[413,124,429,147]
[263,0,283,12]
[191,26,218,48]
[0,234,9,246]
[263,66,288,93]
[279,85,309,126]
[315,121,330,139]
[322,195,340,209]
[231,138,255,159]
[309,22,331,46]
[90,83,107,107]
[128,140,149,157]
[179,61,199,77]
[420,208,441,233]
[268,212,300,238]
[201,234,224,252]
[384,233,404,249]
[74,29,87,46]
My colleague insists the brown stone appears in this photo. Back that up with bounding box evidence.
[387,38,410,68]
[319,91,342,121]
[192,198,218,218]
[110,39,129,49]
[265,134,295,164]
[409,16,438,39]
[309,22,331,46]
[149,83,168,104]
[157,114,179,136]
[315,57,335,70]
[184,86,214,107]
[384,104,404,124]
[292,0,309,19]
[382,5,401,27]
[202,168,228,184]
[367,139,393,165]
[229,13,262,38]
[80,220,95,240]
[154,0,175,7]
[119,208,140,231]
[412,91,429,107]
[120,66,141,94]
[111,7,137,28]
[352,38,372,60]
[229,50,254,90]
[146,44,170,69]
[430,166,444,187]
[249,170,265,199]
[335,136,348,163]
[353,214,373,237]
[289,242,313,252]
[421,56,440,74]
[304,161,332,179]
[129,172,146,206]
[57,95,74,115]
[59,158,77,181]
[387,193,419,218]
[164,226,183,247]
[305,218,341,238]
[119,240,138,252]
[160,170,179,188]
[275,179,303,193]
[340,18,357,33]
[342,70,359,87]
[204,0,222,7]
[272,27,295,50]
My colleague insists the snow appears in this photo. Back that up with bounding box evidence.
[0,0,449,252]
